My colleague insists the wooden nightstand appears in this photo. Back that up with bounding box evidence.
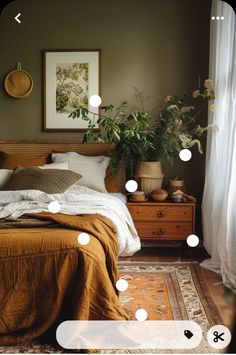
[127,201,195,242]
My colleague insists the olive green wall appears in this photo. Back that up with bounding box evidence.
[0,0,212,236]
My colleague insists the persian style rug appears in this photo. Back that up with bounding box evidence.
[0,262,224,354]
[118,261,222,324]
[108,261,223,353]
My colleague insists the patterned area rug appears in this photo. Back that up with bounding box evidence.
[0,262,223,354]
[110,261,223,353]
[118,261,222,325]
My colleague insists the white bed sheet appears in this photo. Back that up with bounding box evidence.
[108,193,127,204]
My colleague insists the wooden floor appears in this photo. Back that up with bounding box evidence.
[120,246,234,328]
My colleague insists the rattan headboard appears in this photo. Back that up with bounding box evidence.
[0,140,125,192]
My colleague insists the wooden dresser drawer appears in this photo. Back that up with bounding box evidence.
[135,222,193,241]
[128,204,193,222]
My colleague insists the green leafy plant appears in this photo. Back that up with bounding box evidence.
[69,79,216,174]
[69,102,155,176]
[149,94,216,164]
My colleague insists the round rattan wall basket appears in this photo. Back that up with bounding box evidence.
[4,62,33,99]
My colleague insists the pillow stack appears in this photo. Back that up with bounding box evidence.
[0,151,118,193]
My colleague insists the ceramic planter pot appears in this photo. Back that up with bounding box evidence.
[136,161,164,195]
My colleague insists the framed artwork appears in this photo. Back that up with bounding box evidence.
[43,49,100,131]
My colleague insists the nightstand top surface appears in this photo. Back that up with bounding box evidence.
[127,200,195,206]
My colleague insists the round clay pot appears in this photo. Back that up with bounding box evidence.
[151,188,168,202]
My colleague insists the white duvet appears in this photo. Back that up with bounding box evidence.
[0,185,141,257]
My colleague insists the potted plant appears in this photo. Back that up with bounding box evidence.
[69,79,215,194]
[69,101,155,179]
[149,81,215,164]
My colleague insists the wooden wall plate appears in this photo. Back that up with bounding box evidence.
[4,69,33,98]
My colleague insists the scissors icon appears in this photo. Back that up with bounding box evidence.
[213,331,225,342]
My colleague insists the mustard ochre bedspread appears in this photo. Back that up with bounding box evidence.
[0,213,129,346]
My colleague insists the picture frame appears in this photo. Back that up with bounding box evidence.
[42,49,101,132]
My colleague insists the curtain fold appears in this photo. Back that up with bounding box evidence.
[201,0,236,291]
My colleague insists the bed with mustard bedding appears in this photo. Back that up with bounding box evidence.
[0,141,140,346]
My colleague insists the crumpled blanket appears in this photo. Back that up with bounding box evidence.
[0,212,129,346]
[0,185,141,256]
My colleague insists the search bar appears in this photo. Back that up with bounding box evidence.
[56,320,202,350]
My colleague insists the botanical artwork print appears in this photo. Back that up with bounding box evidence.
[56,63,88,113]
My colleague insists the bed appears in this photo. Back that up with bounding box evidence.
[0,141,140,346]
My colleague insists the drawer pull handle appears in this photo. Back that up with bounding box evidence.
[156,228,166,235]
[157,211,166,218]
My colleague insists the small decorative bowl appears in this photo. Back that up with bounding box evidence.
[171,189,184,202]
[130,190,147,202]
[151,188,168,202]
[171,193,183,202]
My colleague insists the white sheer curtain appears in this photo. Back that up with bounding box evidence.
[201,0,236,291]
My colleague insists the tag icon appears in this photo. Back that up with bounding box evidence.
[184,330,194,339]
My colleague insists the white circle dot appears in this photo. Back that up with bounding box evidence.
[187,234,199,247]
[179,149,192,161]
[48,201,61,214]
[212,16,215,20]
[89,95,102,108]
[221,16,224,20]
[216,16,220,20]
[135,308,148,321]
[125,179,138,192]
[77,233,90,245]
[116,279,128,292]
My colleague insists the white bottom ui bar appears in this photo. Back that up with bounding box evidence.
[56,320,202,350]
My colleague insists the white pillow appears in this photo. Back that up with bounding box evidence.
[52,152,110,193]
[38,162,69,170]
[0,169,13,189]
